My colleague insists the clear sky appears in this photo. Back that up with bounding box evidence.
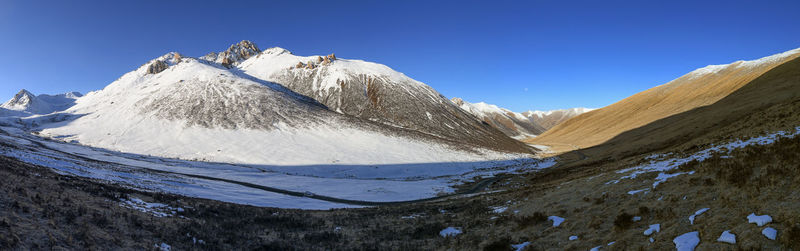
[1,0,798,111]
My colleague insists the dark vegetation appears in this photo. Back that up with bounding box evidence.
[0,155,530,250]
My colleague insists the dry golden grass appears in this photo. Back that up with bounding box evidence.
[528,51,800,157]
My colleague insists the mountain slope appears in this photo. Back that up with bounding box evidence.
[451,98,592,140]
[522,108,594,131]
[529,47,800,155]
[216,41,533,153]
[37,52,523,165]
[1,89,82,115]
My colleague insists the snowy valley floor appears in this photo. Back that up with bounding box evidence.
[2,125,800,249]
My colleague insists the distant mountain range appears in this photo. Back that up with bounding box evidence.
[451,97,593,140]
[1,89,82,116]
[1,41,536,166]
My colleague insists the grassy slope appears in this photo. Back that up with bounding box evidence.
[528,51,800,156]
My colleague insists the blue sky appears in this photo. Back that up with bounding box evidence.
[1,0,798,111]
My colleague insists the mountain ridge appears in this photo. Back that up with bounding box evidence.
[451,97,593,140]
[529,47,800,155]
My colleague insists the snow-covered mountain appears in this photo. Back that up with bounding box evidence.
[197,41,531,153]
[451,98,593,140]
[1,89,82,115]
[36,50,528,166]
[522,107,595,131]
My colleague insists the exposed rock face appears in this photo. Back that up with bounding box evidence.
[146,60,168,74]
[173,53,182,63]
[230,41,534,153]
[201,40,262,67]
[266,69,531,153]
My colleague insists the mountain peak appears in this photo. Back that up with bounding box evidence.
[200,40,262,67]
[14,89,34,98]
[221,40,261,67]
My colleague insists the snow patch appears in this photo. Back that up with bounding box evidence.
[762,227,777,240]
[609,127,800,187]
[673,231,700,251]
[119,197,184,218]
[491,206,508,214]
[548,216,565,227]
[747,213,772,226]
[644,224,660,236]
[689,208,709,225]
[627,188,649,195]
[439,227,462,237]
[511,241,530,251]
[717,230,736,244]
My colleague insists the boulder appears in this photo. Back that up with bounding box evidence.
[146,60,168,74]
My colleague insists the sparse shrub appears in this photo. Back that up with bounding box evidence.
[613,212,634,231]
[783,223,800,249]
[588,216,603,229]
[482,237,513,251]
[638,206,650,215]
[515,212,547,229]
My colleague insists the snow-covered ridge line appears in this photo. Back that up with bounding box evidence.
[1,89,83,116]
[688,47,800,79]
[523,107,595,118]
[451,97,594,139]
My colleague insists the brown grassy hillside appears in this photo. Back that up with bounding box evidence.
[528,49,800,156]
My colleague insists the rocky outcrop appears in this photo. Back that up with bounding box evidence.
[146,60,168,74]
[202,40,262,68]
[173,53,182,63]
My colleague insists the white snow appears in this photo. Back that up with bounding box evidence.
[737,48,800,68]
[1,90,82,116]
[511,242,530,251]
[119,197,184,217]
[439,227,462,237]
[632,216,642,222]
[609,127,800,187]
[548,216,565,227]
[717,230,736,244]
[673,231,700,251]
[627,188,649,195]
[569,235,578,240]
[38,58,524,167]
[762,227,777,240]
[644,224,660,236]
[491,206,508,214]
[747,213,772,226]
[686,48,800,79]
[524,107,595,118]
[157,243,171,251]
[689,208,710,225]
[238,47,426,96]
